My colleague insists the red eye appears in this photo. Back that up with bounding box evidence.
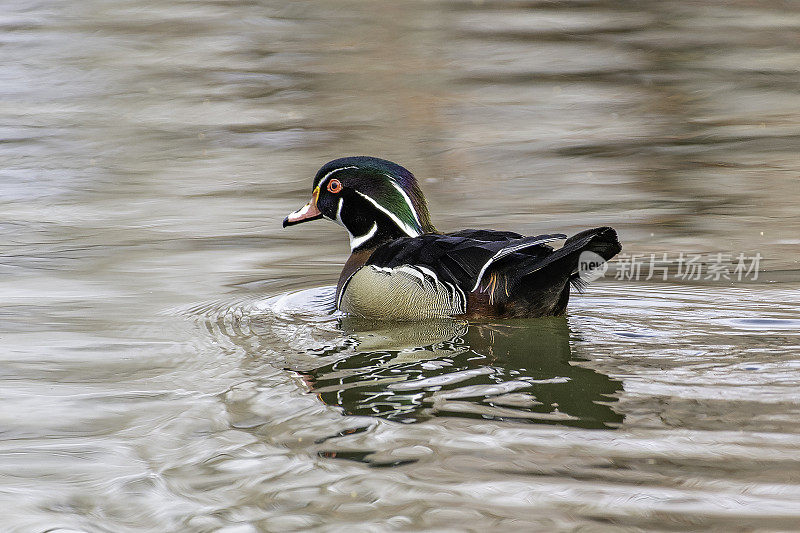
[327,179,342,193]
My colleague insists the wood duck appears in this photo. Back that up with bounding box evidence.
[283,156,621,320]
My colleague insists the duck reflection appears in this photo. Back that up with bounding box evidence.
[299,317,623,429]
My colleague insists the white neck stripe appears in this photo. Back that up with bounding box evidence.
[350,222,378,250]
[335,198,344,225]
[385,175,422,227]
[355,191,421,238]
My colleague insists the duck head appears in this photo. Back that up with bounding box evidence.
[283,156,436,251]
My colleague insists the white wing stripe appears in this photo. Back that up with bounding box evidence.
[471,236,565,292]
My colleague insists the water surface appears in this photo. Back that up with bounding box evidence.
[2,0,800,531]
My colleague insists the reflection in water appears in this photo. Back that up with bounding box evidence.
[303,318,623,428]
[212,294,623,430]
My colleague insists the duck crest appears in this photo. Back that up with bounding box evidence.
[315,156,435,238]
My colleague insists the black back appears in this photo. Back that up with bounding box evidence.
[365,227,621,317]
[366,229,561,292]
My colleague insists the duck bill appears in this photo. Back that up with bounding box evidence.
[283,187,322,227]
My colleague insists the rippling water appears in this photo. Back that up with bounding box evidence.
[3,0,800,531]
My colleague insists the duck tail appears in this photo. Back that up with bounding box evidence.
[565,226,621,293]
[509,227,621,315]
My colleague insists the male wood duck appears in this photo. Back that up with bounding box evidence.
[283,156,621,320]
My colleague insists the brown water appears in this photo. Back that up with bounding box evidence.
[3,0,800,531]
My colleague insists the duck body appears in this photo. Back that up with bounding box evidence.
[284,157,621,320]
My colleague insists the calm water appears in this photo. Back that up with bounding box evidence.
[3,0,800,531]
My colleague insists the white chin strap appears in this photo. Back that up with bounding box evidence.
[349,222,378,250]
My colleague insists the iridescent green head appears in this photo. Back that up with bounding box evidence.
[283,156,436,251]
